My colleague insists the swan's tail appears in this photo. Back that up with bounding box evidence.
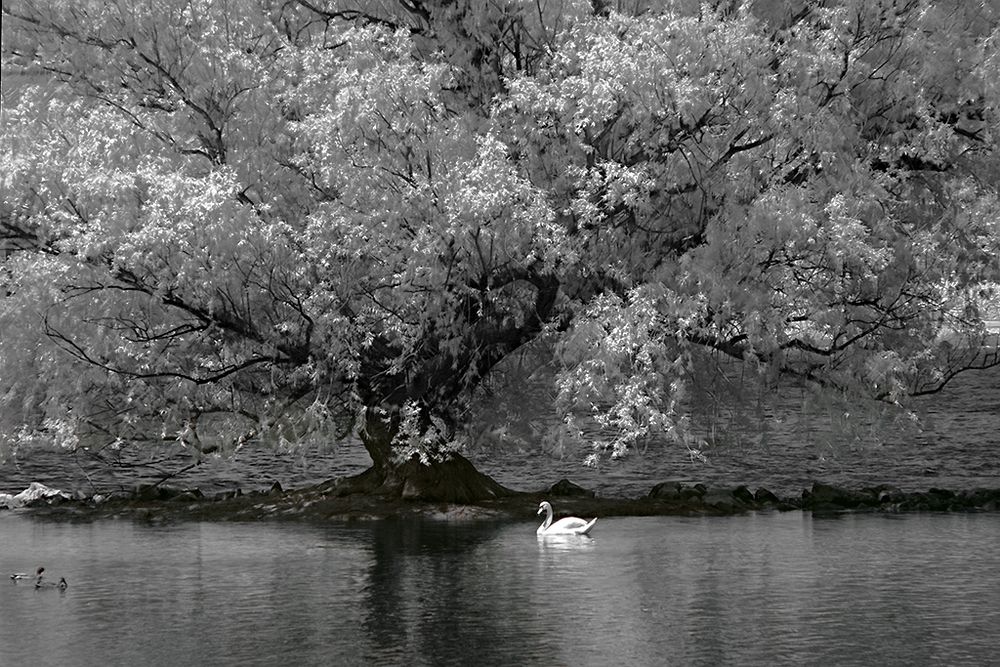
[578,518,597,535]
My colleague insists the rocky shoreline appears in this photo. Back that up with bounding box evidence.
[3,477,999,523]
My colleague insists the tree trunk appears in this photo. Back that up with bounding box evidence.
[332,408,513,502]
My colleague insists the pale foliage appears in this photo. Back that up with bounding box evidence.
[2,0,998,464]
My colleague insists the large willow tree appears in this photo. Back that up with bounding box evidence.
[2,0,998,500]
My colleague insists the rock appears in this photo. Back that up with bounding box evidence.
[169,489,204,503]
[874,486,905,504]
[700,488,744,512]
[2,482,72,509]
[801,482,872,510]
[647,482,713,504]
[39,493,72,507]
[133,484,187,502]
[269,481,284,496]
[899,492,929,511]
[732,485,755,505]
[681,485,706,501]
[754,487,780,505]
[548,479,594,498]
[856,488,879,506]
[904,491,952,511]
[959,488,1000,510]
[647,481,683,500]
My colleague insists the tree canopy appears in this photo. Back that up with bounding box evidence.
[2,0,998,498]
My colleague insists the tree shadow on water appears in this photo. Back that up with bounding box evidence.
[358,519,549,665]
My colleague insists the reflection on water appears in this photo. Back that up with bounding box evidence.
[2,512,998,666]
[535,533,597,553]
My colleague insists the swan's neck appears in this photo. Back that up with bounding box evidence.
[538,506,553,533]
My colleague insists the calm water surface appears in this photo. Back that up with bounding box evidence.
[2,512,998,666]
[3,367,998,499]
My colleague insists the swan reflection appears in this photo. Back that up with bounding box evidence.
[536,533,596,552]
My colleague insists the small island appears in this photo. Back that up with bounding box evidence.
[2,0,998,515]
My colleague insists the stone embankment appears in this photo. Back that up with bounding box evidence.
[4,477,999,522]
[644,480,1000,513]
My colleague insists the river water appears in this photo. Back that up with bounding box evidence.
[2,511,998,666]
[3,366,997,499]
[3,368,998,665]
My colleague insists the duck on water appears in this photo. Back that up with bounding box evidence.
[10,566,45,582]
[10,567,67,589]
[35,577,68,590]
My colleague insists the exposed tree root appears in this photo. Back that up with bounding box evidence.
[329,453,513,503]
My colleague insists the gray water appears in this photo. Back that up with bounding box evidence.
[2,366,998,500]
[2,511,999,666]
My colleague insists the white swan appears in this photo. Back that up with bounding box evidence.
[536,501,597,535]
